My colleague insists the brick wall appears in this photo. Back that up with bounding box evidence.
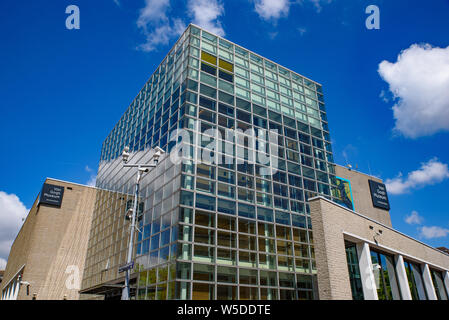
[310,196,449,300]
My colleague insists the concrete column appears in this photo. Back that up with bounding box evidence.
[356,242,378,300]
[422,264,437,300]
[394,255,412,300]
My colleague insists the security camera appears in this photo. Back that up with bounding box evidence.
[152,146,165,163]
[122,146,130,163]
[125,208,133,220]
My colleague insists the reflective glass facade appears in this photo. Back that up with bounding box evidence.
[430,268,449,300]
[82,24,342,300]
[345,242,364,300]
[404,260,426,300]
[370,250,401,300]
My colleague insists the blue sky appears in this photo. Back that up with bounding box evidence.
[1,0,449,265]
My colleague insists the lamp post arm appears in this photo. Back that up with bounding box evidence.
[123,164,156,168]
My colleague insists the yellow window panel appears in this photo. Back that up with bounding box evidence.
[219,59,234,72]
[201,51,217,65]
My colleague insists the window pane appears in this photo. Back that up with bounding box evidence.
[238,203,256,219]
[217,248,237,265]
[217,285,237,300]
[217,231,236,248]
[239,218,256,234]
[196,194,216,211]
[218,183,235,199]
[240,286,259,300]
[193,244,214,263]
[195,210,215,228]
[196,178,215,194]
[239,268,258,285]
[217,266,237,283]
[201,51,217,65]
[258,222,274,237]
[194,226,215,245]
[192,283,214,300]
[217,198,236,215]
[217,214,236,231]
[193,263,214,282]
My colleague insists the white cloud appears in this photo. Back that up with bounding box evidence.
[253,0,332,22]
[385,158,449,195]
[378,44,449,138]
[268,31,278,39]
[0,257,6,270]
[137,0,226,52]
[137,0,170,30]
[341,144,357,165]
[419,226,449,239]
[188,0,225,36]
[0,192,28,263]
[85,165,97,187]
[140,20,186,52]
[297,27,307,36]
[379,89,389,103]
[254,0,290,21]
[405,211,423,225]
[137,0,186,52]
[86,175,97,187]
[309,0,332,13]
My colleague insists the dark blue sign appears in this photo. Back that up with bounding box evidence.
[368,180,390,211]
[40,183,64,207]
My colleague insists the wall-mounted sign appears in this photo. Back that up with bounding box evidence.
[368,180,390,211]
[40,183,64,207]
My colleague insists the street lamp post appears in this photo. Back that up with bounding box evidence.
[121,146,165,300]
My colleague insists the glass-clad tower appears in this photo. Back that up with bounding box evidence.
[81,24,337,300]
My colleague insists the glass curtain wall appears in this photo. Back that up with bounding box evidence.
[85,23,336,300]
[404,260,427,300]
[174,25,330,300]
[430,269,448,300]
[345,242,364,300]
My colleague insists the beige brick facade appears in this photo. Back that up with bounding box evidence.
[0,179,97,300]
[310,196,449,300]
